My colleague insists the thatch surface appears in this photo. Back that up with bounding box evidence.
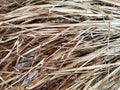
[0,0,120,90]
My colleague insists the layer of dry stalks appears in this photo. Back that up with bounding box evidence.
[0,0,120,90]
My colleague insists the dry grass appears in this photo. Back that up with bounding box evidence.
[0,0,120,90]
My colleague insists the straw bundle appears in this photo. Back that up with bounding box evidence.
[0,0,120,90]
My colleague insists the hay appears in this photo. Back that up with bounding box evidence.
[0,0,120,90]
